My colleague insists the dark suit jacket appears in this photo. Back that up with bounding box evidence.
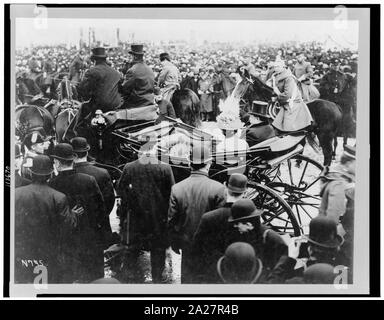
[15,171,31,188]
[78,61,122,112]
[117,156,175,249]
[15,182,73,283]
[49,170,105,282]
[192,204,288,283]
[74,161,115,216]
[121,61,155,109]
[243,122,276,147]
[168,172,226,248]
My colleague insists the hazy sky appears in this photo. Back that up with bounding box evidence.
[15,18,359,49]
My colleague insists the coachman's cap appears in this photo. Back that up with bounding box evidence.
[228,199,262,223]
[217,242,262,284]
[226,173,248,194]
[70,137,90,153]
[249,100,271,119]
[30,155,54,176]
[52,143,76,161]
[305,216,343,249]
[91,47,107,59]
[129,44,145,55]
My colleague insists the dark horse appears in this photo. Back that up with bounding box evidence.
[236,71,342,166]
[171,88,201,128]
[318,69,356,146]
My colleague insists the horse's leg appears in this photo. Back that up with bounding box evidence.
[317,132,333,167]
[333,136,338,160]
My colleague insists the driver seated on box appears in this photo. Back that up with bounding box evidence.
[241,101,276,148]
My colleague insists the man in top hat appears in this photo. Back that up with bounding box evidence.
[49,143,106,282]
[158,52,181,102]
[168,143,226,283]
[267,216,345,284]
[78,47,122,114]
[15,144,31,188]
[120,44,155,110]
[15,155,75,283]
[117,137,175,283]
[193,197,287,283]
[71,137,114,247]
[319,144,356,225]
[241,101,276,147]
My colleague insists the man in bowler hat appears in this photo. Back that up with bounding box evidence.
[120,44,155,109]
[168,143,226,283]
[49,143,106,282]
[117,138,175,283]
[15,155,74,283]
[71,137,115,247]
[78,47,122,114]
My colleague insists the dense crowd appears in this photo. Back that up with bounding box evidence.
[14,40,357,285]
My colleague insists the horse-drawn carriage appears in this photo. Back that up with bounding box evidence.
[84,111,324,237]
[16,91,324,238]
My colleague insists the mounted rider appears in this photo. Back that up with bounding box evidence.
[269,60,313,133]
[120,44,155,109]
[68,49,87,85]
[293,54,320,103]
[78,47,123,115]
[158,52,181,102]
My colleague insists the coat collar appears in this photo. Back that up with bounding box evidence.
[74,161,91,168]
[190,171,209,178]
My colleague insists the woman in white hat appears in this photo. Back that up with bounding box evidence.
[270,60,313,132]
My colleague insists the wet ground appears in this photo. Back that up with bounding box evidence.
[106,121,355,283]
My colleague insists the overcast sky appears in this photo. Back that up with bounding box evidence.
[15,18,359,49]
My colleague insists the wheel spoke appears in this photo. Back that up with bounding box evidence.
[298,161,309,186]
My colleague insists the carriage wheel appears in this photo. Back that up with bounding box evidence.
[266,154,324,234]
[244,181,301,236]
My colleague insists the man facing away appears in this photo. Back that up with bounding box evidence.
[168,143,226,283]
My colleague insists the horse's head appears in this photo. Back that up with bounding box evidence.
[235,67,274,103]
[172,89,201,128]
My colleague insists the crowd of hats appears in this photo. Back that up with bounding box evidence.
[16,40,358,82]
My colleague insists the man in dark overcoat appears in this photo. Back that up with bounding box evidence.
[68,50,86,85]
[49,143,106,282]
[241,101,276,147]
[15,155,75,283]
[71,137,115,247]
[117,139,175,283]
[120,44,155,109]
[193,197,287,283]
[78,47,122,114]
[168,144,226,283]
